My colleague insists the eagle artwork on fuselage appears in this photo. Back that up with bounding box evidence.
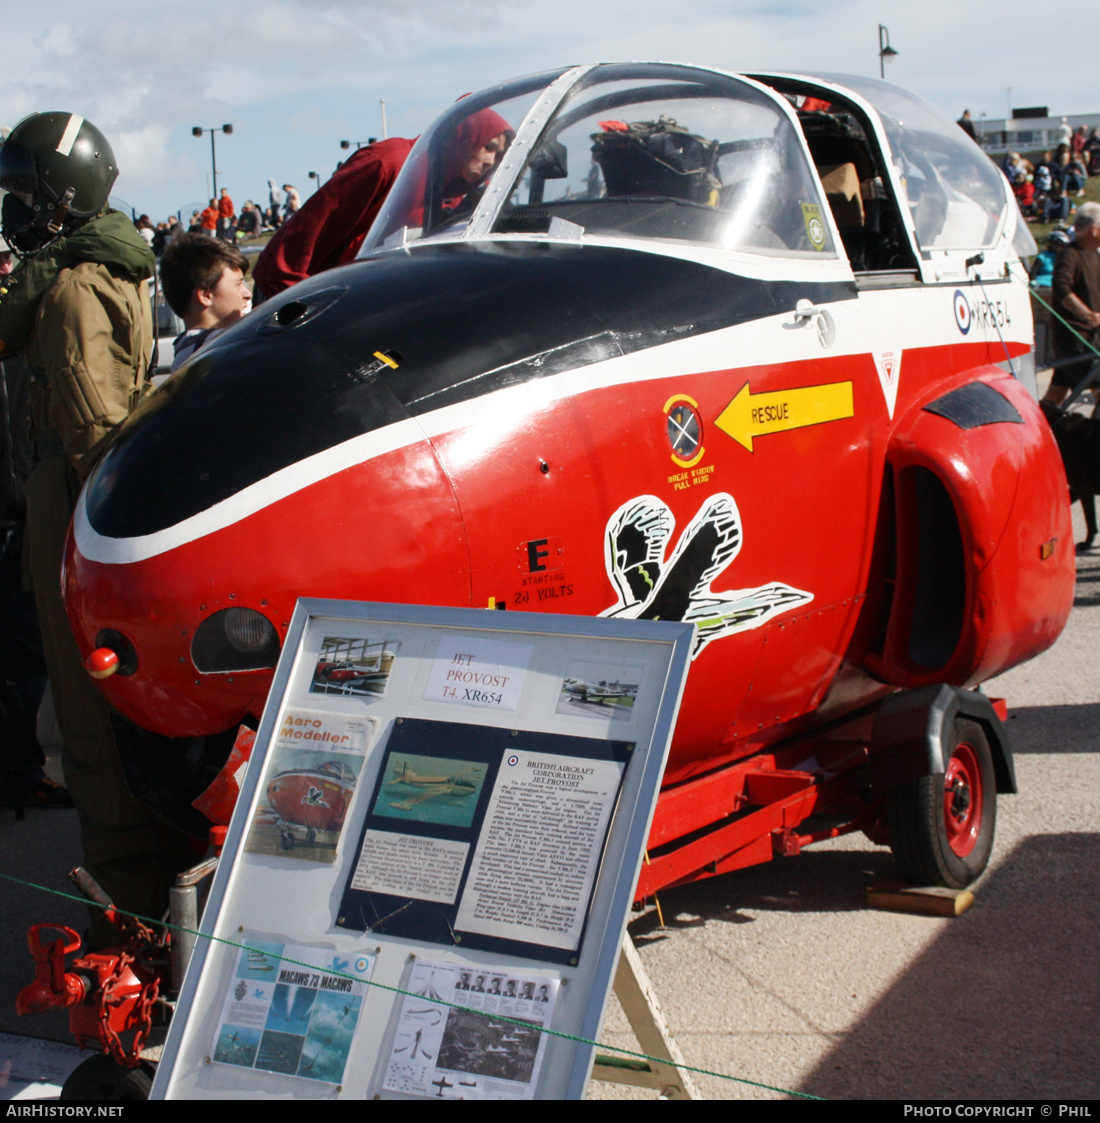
[602,492,812,655]
[261,760,356,853]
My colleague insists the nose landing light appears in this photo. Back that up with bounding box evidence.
[191,607,280,673]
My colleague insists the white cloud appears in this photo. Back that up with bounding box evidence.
[3,0,1095,218]
[39,23,78,58]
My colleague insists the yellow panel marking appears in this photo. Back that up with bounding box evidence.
[373,350,399,369]
[671,445,705,469]
[662,392,698,412]
[715,380,854,453]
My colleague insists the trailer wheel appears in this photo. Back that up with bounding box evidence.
[887,719,996,889]
[60,1056,155,1100]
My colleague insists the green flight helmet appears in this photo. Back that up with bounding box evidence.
[0,112,118,246]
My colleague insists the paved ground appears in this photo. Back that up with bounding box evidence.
[1,516,1096,1102]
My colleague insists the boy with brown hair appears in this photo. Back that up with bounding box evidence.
[159,232,252,369]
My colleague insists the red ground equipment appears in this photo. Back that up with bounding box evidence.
[17,858,219,1099]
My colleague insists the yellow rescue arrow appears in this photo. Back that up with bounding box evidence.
[715,380,854,452]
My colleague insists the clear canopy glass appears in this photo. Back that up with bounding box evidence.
[364,64,837,259]
[362,70,566,252]
[495,63,835,257]
[815,73,1009,251]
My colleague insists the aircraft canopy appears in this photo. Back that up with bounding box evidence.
[363,63,838,259]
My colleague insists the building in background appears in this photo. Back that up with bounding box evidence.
[977,108,1100,157]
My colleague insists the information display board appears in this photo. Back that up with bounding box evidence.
[153,602,693,1100]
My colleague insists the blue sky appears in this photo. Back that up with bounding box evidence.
[4,0,1094,221]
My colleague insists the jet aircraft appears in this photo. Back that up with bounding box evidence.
[561,678,638,705]
[314,661,380,684]
[66,63,1074,893]
[384,762,480,810]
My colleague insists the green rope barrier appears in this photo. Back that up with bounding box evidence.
[0,868,825,1100]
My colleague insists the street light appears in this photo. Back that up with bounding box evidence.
[308,169,325,191]
[878,25,898,80]
[341,100,388,151]
[192,123,233,198]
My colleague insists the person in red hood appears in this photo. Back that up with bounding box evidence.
[396,105,515,235]
[253,137,416,299]
[253,105,514,299]
[439,107,513,204]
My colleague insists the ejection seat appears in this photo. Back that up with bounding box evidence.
[590,116,722,204]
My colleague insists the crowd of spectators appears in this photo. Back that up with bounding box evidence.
[133,184,301,262]
[998,131,1100,226]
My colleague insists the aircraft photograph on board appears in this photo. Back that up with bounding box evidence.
[557,676,640,720]
[310,636,398,698]
[374,755,488,828]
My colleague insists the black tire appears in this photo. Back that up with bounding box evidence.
[60,1055,155,1101]
[887,719,996,889]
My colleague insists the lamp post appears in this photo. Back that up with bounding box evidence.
[192,124,233,198]
[308,169,325,192]
[340,101,388,154]
[878,25,898,80]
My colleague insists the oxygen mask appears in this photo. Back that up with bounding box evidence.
[1,192,47,255]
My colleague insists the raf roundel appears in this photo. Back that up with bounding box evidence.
[506,754,519,767]
[953,289,972,335]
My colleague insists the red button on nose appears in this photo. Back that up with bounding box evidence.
[86,648,120,680]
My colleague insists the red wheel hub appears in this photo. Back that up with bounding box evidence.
[943,742,983,857]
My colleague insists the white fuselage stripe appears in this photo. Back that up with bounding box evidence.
[73,278,1030,567]
[74,417,428,565]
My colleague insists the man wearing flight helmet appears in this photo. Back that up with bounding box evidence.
[0,113,192,943]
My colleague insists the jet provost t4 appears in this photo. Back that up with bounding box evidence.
[68,64,1073,893]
